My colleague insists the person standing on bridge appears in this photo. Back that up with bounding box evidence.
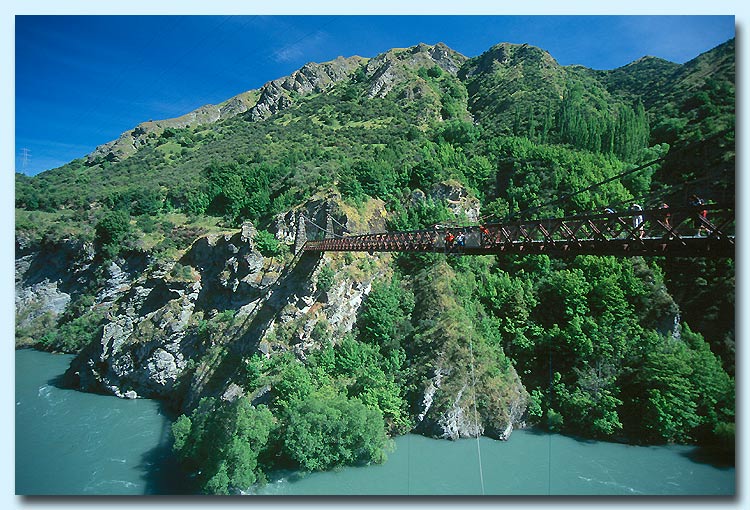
[656,202,673,239]
[658,202,671,228]
[630,203,644,239]
[444,231,455,253]
[479,225,490,246]
[689,194,708,236]
[602,208,617,238]
[456,231,466,250]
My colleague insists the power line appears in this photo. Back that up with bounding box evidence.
[508,154,667,222]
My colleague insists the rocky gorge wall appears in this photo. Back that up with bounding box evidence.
[15,195,528,440]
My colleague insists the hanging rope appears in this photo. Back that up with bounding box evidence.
[480,127,734,224]
[301,214,342,239]
[468,337,485,495]
[547,336,553,495]
[327,214,352,234]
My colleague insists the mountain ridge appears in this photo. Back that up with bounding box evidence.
[81,38,733,169]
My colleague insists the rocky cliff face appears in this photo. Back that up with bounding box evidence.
[415,362,527,440]
[17,193,527,438]
[363,42,467,98]
[15,235,94,345]
[248,56,365,121]
[40,197,384,412]
[60,221,291,401]
[16,195,528,440]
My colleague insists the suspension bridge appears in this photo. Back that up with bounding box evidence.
[295,134,735,259]
[297,204,734,258]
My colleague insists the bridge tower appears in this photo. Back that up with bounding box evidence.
[294,212,307,255]
[325,202,334,240]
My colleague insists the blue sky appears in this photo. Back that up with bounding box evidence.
[13,15,735,175]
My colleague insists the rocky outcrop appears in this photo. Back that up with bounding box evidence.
[64,223,281,401]
[248,56,365,121]
[248,43,467,120]
[15,236,95,345]
[88,277,201,399]
[364,42,467,99]
[415,362,527,440]
[56,194,389,413]
[409,180,481,224]
[429,180,482,223]
[409,261,528,441]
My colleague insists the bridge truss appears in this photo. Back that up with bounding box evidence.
[302,205,734,258]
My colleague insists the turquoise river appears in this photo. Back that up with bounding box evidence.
[15,348,735,496]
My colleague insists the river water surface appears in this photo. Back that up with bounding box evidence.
[15,349,188,495]
[15,348,735,496]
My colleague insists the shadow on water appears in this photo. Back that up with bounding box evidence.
[139,401,199,495]
[520,426,599,445]
[680,445,735,469]
[45,367,198,495]
[520,426,561,439]
[523,425,735,471]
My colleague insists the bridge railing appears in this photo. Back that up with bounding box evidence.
[484,204,733,242]
[303,204,734,257]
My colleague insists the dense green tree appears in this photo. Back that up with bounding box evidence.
[171,397,275,494]
[357,278,414,353]
[94,209,131,258]
[38,309,104,353]
[268,354,316,411]
[281,389,388,471]
[622,339,700,443]
[316,264,336,294]
[662,258,735,373]
[253,230,283,258]
[679,324,735,441]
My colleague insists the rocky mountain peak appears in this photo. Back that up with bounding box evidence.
[247,55,366,121]
[461,42,559,80]
[84,43,468,165]
[363,42,467,98]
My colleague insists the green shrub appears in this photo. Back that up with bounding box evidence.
[254,230,282,258]
[282,390,388,471]
[316,265,335,294]
[94,210,131,259]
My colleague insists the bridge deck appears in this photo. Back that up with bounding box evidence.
[302,206,734,257]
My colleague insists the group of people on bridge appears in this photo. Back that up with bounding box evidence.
[614,194,709,239]
[437,194,711,253]
[442,226,490,253]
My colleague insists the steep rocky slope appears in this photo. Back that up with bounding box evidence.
[15,189,527,439]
